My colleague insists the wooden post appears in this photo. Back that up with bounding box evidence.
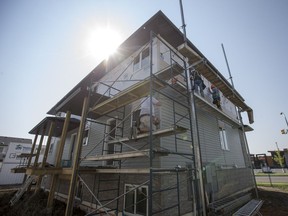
[65,96,89,216]
[47,111,71,208]
[33,126,46,167]
[35,121,56,192]
[23,133,38,183]
[27,133,38,167]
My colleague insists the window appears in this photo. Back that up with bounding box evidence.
[219,126,229,150]
[82,122,90,146]
[133,55,140,71]
[133,47,150,71]
[124,184,148,216]
[141,48,149,68]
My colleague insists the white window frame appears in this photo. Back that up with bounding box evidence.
[219,126,229,151]
[124,184,148,216]
[82,122,90,146]
[218,120,229,150]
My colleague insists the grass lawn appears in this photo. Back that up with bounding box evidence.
[257,183,288,191]
[255,172,288,176]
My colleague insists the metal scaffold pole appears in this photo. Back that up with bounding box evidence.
[179,1,206,215]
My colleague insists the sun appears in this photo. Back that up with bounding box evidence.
[86,26,122,60]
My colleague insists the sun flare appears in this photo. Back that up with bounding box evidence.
[86,27,122,60]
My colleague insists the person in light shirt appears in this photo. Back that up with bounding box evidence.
[138,95,161,133]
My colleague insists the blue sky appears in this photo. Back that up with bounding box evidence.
[0,0,287,154]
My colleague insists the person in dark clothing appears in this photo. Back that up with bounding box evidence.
[190,68,205,97]
[210,85,221,110]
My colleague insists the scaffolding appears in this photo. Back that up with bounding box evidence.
[10,17,255,215]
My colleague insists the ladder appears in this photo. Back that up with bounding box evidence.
[9,175,37,206]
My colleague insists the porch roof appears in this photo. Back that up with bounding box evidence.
[29,116,80,137]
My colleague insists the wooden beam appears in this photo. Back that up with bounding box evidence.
[11,167,26,173]
[65,96,90,216]
[27,133,38,168]
[26,167,64,175]
[35,121,56,192]
[42,121,55,165]
[47,111,71,208]
[85,150,149,161]
[79,168,150,174]
[33,126,46,167]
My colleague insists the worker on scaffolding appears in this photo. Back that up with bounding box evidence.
[189,68,205,97]
[138,95,161,133]
[209,84,222,110]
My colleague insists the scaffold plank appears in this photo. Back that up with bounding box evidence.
[105,125,187,145]
[85,150,149,161]
[91,79,165,115]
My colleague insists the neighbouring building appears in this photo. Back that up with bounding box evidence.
[12,11,256,216]
[0,136,32,185]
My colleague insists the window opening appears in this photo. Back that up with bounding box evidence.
[133,55,140,71]
[219,121,229,150]
[133,47,150,72]
[141,47,149,68]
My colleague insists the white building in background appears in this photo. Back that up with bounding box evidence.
[0,136,32,185]
[0,136,45,185]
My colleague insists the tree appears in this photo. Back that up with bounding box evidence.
[273,150,286,173]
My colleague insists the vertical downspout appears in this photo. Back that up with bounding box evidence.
[179,0,206,215]
[221,43,258,198]
[238,110,259,198]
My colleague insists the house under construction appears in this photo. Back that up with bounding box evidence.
[11,11,258,216]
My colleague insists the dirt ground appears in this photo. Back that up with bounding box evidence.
[0,187,85,216]
[257,186,288,216]
[0,186,287,215]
